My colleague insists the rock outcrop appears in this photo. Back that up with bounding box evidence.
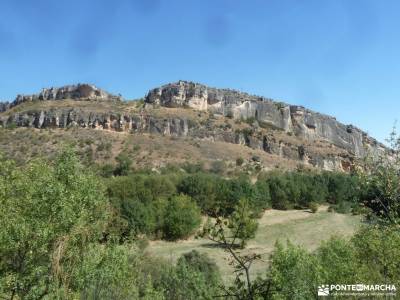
[145,81,386,157]
[7,84,122,109]
[0,109,189,137]
[0,80,388,171]
[0,102,10,112]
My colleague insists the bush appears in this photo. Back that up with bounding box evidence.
[257,171,360,211]
[269,241,320,299]
[178,173,223,214]
[114,152,133,176]
[309,202,318,213]
[267,226,400,299]
[156,254,221,300]
[177,250,221,284]
[267,175,292,210]
[0,150,112,299]
[101,163,115,177]
[107,174,177,237]
[331,201,353,214]
[163,195,201,240]
[236,157,244,166]
[228,198,258,248]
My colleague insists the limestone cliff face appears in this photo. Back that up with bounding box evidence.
[0,81,388,171]
[145,81,385,158]
[0,108,352,171]
[0,109,188,136]
[8,84,122,109]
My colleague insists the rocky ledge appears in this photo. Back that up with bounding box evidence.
[0,81,389,171]
[0,84,122,112]
[145,81,386,157]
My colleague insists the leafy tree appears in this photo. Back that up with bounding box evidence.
[269,241,322,300]
[353,128,400,225]
[121,199,156,235]
[229,198,258,248]
[178,173,220,214]
[316,237,360,284]
[71,244,140,299]
[163,195,201,240]
[201,211,267,299]
[352,226,400,284]
[0,150,111,298]
[159,258,219,300]
[267,175,292,210]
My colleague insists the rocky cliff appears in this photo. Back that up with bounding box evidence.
[0,81,388,171]
[145,81,385,158]
[3,84,121,111]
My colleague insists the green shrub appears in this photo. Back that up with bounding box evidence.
[228,198,258,248]
[181,162,204,173]
[177,250,221,284]
[331,201,353,214]
[236,157,244,166]
[0,150,112,299]
[178,173,220,214]
[101,163,115,177]
[267,226,400,299]
[114,152,133,176]
[269,241,320,299]
[163,195,201,240]
[5,122,17,129]
[157,255,221,300]
[267,175,292,210]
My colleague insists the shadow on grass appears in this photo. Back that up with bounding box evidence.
[200,242,242,249]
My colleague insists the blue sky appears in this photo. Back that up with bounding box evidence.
[0,0,399,142]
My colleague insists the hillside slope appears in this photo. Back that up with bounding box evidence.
[0,81,388,171]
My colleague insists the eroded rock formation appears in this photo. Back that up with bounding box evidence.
[0,81,388,171]
[8,84,122,109]
[145,81,386,157]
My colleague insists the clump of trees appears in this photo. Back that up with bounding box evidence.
[0,150,139,298]
[107,174,201,240]
[104,165,364,241]
[257,171,360,212]
[266,225,400,299]
[2,130,400,299]
[0,150,221,299]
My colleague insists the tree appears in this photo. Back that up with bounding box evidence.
[178,173,220,214]
[357,127,400,226]
[201,210,268,299]
[267,175,292,210]
[229,198,258,248]
[114,152,132,176]
[268,241,322,300]
[0,150,111,299]
[163,195,201,240]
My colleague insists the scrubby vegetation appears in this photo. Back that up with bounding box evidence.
[1,130,400,299]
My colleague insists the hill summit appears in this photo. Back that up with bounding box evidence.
[0,81,388,172]
[0,83,122,112]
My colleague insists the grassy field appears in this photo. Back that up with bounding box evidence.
[147,206,362,282]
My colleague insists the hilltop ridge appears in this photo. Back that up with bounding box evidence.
[0,81,388,172]
[0,83,122,112]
